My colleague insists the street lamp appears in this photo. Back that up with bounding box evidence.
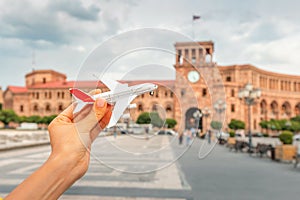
[193,110,202,128]
[202,107,211,133]
[238,83,261,152]
[214,100,227,118]
[213,100,226,138]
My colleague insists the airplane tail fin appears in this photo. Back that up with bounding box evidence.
[69,88,95,113]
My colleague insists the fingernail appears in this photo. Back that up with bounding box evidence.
[96,98,106,107]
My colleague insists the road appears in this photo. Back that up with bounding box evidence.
[0,135,300,199]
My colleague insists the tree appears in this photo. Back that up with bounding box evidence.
[136,112,151,124]
[165,118,177,128]
[0,109,18,125]
[228,119,245,130]
[210,121,222,130]
[149,112,164,128]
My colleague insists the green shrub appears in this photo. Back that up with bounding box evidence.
[210,121,222,130]
[228,119,245,130]
[229,130,235,137]
[165,118,177,128]
[279,131,293,145]
[136,112,151,124]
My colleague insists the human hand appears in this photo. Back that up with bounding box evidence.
[48,89,112,178]
[5,90,112,200]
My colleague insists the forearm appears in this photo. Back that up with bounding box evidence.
[5,153,82,200]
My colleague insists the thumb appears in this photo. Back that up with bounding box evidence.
[52,103,76,124]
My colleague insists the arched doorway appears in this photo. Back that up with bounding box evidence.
[185,107,202,130]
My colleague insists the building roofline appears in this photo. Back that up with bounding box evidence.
[25,69,67,78]
[218,64,300,79]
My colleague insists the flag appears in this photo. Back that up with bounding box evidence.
[193,15,200,20]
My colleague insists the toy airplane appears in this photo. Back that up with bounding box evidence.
[70,78,158,128]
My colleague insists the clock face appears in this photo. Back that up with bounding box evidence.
[187,70,200,83]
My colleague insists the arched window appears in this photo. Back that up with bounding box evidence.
[45,104,51,112]
[270,101,278,116]
[295,103,300,116]
[260,100,267,115]
[58,104,63,111]
[152,104,157,111]
[282,101,291,117]
[166,104,172,112]
[138,104,143,112]
[33,104,39,112]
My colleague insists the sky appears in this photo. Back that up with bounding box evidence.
[1,0,300,90]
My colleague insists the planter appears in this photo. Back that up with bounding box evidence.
[275,145,296,162]
[227,137,236,145]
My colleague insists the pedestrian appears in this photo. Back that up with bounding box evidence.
[113,126,117,139]
[179,132,183,145]
[208,129,212,144]
[185,129,192,146]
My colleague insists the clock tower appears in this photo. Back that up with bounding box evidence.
[173,41,223,133]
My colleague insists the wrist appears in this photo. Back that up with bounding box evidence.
[49,151,89,180]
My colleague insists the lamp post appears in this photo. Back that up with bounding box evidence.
[238,83,261,152]
[202,107,211,133]
[193,110,202,136]
[213,100,226,138]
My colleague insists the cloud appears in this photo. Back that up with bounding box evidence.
[49,0,101,21]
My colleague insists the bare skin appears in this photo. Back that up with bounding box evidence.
[5,90,112,200]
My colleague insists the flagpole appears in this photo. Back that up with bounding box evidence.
[192,15,200,41]
[192,18,195,40]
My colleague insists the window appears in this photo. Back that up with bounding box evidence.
[202,88,207,97]
[165,91,168,97]
[141,94,144,98]
[170,92,174,98]
[166,105,172,112]
[191,49,196,63]
[58,104,63,111]
[226,76,231,82]
[152,104,157,111]
[178,50,182,64]
[45,92,48,98]
[43,77,46,83]
[184,49,189,60]
[138,104,143,111]
[33,104,38,112]
[155,91,159,98]
[20,105,24,112]
[57,92,60,98]
[62,92,65,99]
[46,104,51,112]
[181,89,185,96]
[49,92,52,99]
[231,104,235,112]
[36,92,39,99]
[231,89,235,97]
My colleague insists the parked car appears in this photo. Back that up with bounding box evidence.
[216,132,229,140]
[252,132,264,137]
[155,130,177,136]
[293,134,300,141]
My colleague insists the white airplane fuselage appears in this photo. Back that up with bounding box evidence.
[91,83,158,104]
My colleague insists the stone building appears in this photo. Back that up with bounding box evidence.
[3,41,300,135]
